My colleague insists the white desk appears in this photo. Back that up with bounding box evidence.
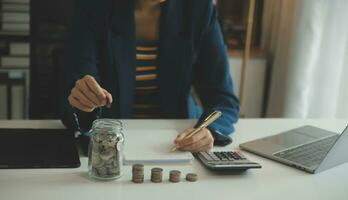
[0,119,348,200]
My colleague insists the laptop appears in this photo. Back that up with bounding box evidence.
[0,128,80,169]
[239,125,348,174]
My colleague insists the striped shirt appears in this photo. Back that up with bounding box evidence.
[133,41,162,118]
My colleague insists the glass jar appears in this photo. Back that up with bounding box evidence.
[88,119,124,180]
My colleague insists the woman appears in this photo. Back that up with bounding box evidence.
[61,0,240,152]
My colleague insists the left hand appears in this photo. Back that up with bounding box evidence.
[174,128,214,152]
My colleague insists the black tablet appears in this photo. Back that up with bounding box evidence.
[0,128,80,169]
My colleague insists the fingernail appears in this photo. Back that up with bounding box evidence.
[105,99,111,108]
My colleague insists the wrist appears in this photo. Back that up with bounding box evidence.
[206,127,233,146]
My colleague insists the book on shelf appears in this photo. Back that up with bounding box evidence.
[0,12,29,23]
[0,2,30,34]
[1,0,30,4]
[0,0,30,119]
[0,83,6,119]
[1,3,30,12]
[0,41,30,56]
[0,56,29,68]
[0,72,26,119]
[11,83,25,119]
[9,42,29,56]
[0,40,7,54]
[0,22,29,32]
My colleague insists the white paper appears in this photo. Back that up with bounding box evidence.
[123,129,194,165]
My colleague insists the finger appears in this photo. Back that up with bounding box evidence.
[194,143,214,152]
[75,79,101,105]
[84,75,106,104]
[179,129,208,146]
[71,87,96,108]
[68,95,94,112]
[179,135,208,150]
[175,128,194,144]
[179,135,214,152]
[103,89,113,107]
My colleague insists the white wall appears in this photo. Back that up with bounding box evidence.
[229,56,267,117]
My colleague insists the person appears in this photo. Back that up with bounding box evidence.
[60,0,240,152]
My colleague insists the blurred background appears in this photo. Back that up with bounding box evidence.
[0,0,347,120]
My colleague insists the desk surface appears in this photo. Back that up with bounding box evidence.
[0,119,347,200]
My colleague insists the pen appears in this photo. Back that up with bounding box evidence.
[171,111,222,152]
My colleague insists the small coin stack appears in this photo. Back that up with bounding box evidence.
[132,164,144,183]
[151,168,163,183]
[186,173,198,182]
[169,170,181,183]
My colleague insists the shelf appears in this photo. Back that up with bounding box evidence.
[217,0,264,53]
[0,67,30,71]
[0,31,29,36]
[0,66,30,70]
[0,32,30,42]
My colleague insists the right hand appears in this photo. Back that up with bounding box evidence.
[68,75,113,112]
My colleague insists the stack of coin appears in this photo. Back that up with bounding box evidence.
[169,170,181,183]
[185,173,198,182]
[151,168,163,183]
[132,164,144,183]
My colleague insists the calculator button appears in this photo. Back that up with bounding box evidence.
[231,152,241,160]
[207,152,220,161]
[200,152,214,161]
[223,152,235,161]
[214,152,229,161]
[235,152,247,160]
[218,152,228,160]
[196,151,261,170]
[213,152,222,159]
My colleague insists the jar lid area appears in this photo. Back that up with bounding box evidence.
[92,119,123,130]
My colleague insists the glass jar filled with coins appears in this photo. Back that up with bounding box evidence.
[88,119,124,180]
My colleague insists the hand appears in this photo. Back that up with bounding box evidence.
[174,128,214,152]
[68,75,113,112]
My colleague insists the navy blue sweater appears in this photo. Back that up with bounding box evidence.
[61,0,240,145]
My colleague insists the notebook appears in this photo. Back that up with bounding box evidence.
[123,129,194,165]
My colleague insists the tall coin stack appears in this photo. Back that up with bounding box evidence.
[169,170,181,183]
[132,164,144,183]
[151,168,163,183]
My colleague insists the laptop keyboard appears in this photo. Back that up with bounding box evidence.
[273,135,339,168]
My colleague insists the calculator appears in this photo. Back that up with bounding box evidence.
[194,151,261,171]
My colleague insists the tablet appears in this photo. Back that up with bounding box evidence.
[0,128,80,169]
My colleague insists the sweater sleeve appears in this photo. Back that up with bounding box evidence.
[192,1,240,144]
[60,0,101,133]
